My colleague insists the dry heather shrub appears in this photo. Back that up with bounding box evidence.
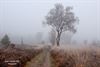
[51,46,100,67]
[74,47,100,67]
[0,47,42,66]
[51,49,76,67]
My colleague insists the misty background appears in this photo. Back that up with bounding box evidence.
[0,0,100,45]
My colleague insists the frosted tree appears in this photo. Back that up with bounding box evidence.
[44,3,79,46]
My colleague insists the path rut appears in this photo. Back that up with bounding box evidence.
[25,46,51,67]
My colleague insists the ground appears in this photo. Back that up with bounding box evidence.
[25,46,51,67]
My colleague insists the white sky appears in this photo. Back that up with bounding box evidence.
[0,0,100,44]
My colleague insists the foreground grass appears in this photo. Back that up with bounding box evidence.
[50,45,100,67]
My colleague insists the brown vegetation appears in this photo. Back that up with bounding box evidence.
[50,46,100,67]
[0,46,42,67]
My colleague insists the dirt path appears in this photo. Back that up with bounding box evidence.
[43,47,51,67]
[25,46,51,67]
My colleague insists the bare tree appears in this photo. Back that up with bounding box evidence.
[84,40,88,45]
[49,29,56,46]
[35,32,43,44]
[44,3,79,46]
[21,37,24,45]
[61,32,72,44]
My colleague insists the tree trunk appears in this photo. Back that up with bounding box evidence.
[57,37,60,46]
[56,32,61,46]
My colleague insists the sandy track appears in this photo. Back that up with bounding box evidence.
[25,46,51,67]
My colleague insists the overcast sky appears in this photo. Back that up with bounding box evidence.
[0,0,100,44]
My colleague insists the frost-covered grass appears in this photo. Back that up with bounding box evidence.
[50,44,100,67]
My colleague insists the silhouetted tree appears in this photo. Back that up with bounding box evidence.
[61,32,72,44]
[1,34,10,47]
[35,32,43,44]
[21,37,24,45]
[44,3,79,46]
[84,40,88,45]
[49,29,56,46]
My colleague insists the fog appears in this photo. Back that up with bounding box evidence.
[0,0,100,44]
